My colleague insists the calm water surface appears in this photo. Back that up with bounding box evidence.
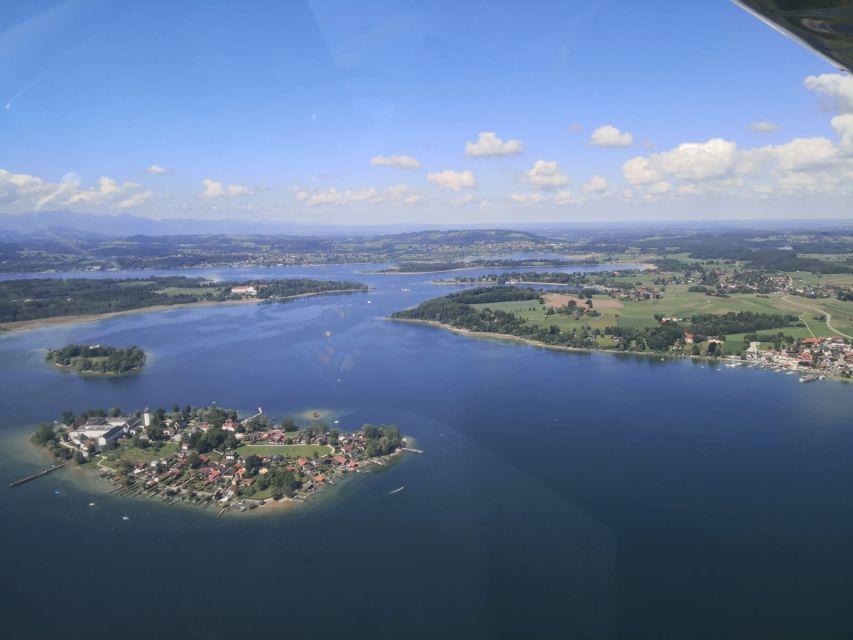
[1,264,852,639]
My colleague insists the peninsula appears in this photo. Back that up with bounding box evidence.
[0,276,368,331]
[29,405,409,513]
[46,344,146,375]
[391,284,853,382]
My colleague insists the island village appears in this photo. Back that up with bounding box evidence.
[28,404,414,514]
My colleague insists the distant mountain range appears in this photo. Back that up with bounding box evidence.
[2,210,849,241]
[0,210,485,238]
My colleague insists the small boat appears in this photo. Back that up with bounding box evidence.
[122,515,130,521]
[401,288,411,292]
[387,486,405,495]
[88,502,95,507]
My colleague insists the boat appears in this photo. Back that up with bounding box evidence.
[799,375,818,383]
[387,486,405,495]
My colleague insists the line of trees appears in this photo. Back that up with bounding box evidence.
[687,311,800,336]
[46,344,146,374]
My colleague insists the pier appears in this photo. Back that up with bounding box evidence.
[401,447,424,454]
[8,461,69,488]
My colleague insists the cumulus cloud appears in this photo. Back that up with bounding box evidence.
[465,132,523,157]
[581,175,608,194]
[118,191,153,209]
[509,193,545,204]
[750,121,779,132]
[201,179,252,198]
[621,121,853,200]
[740,137,838,174]
[523,160,568,189]
[145,164,171,175]
[293,184,423,207]
[623,138,737,185]
[370,154,422,169]
[831,113,853,154]
[590,125,633,147]
[427,169,476,191]
[555,191,574,205]
[804,73,853,112]
[0,169,154,211]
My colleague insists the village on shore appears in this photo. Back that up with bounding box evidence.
[30,405,415,514]
[732,336,853,382]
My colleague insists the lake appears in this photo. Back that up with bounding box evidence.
[1,263,852,639]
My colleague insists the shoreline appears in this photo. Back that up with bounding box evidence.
[387,317,852,383]
[366,260,652,276]
[0,288,367,334]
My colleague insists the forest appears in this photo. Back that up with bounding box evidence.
[46,344,147,374]
[0,276,367,323]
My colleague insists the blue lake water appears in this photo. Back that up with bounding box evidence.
[1,263,852,639]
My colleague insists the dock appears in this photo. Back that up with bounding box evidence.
[401,447,424,454]
[8,461,69,488]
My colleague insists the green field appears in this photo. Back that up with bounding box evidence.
[108,442,178,465]
[473,285,853,347]
[238,444,331,458]
[472,299,614,332]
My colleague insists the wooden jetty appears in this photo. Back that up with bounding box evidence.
[8,462,69,488]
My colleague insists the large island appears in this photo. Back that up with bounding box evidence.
[0,276,367,330]
[30,405,409,514]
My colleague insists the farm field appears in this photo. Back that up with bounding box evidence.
[473,285,853,343]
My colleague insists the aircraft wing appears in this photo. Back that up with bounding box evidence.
[735,0,853,72]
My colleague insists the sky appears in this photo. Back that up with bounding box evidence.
[1,0,852,225]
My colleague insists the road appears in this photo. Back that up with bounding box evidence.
[782,296,853,341]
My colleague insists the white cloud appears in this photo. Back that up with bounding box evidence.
[623,138,737,185]
[145,164,171,175]
[804,73,853,112]
[465,132,523,157]
[831,114,853,154]
[509,193,545,204]
[581,175,608,194]
[621,120,853,201]
[293,184,424,207]
[647,181,672,195]
[590,125,633,148]
[451,194,475,206]
[622,156,661,185]
[0,169,154,211]
[427,169,476,191]
[740,137,837,173]
[523,160,568,189]
[118,191,153,209]
[750,121,779,132]
[202,179,252,199]
[370,155,422,169]
[555,191,574,205]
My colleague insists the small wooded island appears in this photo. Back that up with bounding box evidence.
[30,405,411,514]
[46,344,147,375]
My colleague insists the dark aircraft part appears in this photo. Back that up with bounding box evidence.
[735,0,853,72]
